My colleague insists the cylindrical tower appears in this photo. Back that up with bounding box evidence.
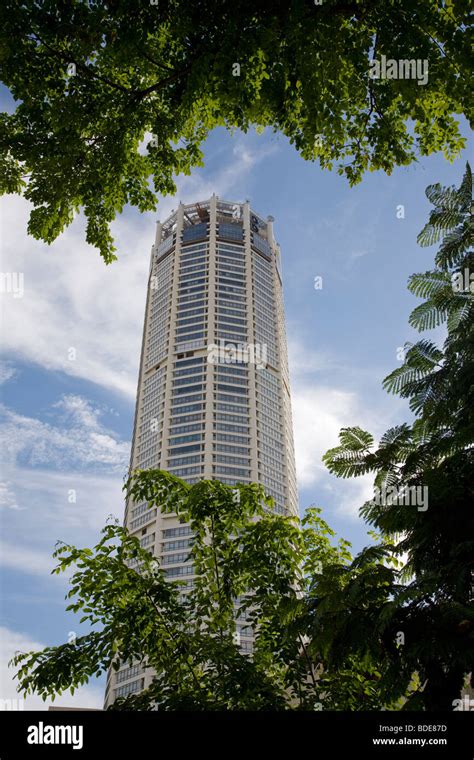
[104,197,298,706]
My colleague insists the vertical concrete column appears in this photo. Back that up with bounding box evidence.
[154,220,162,249]
[243,202,259,484]
[203,194,217,478]
[124,226,160,524]
[160,205,183,470]
[271,236,298,517]
[266,215,275,247]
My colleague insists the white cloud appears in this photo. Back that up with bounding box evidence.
[0,194,148,398]
[0,395,130,473]
[292,384,364,488]
[0,132,278,398]
[0,393,127,576]
[0,539,56,577]
[0,362,17,385]
[287,330,410,518]
[288,336,343,377]
[0,466,125,579]
[319,472,375,519]
[291,378,393,518]
[0,626,104,710]
[0,480,22,511]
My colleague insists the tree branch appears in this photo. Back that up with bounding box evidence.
[31,33,130,94]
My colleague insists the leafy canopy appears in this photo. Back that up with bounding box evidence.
[322,163,474,710]
[10,471,400,711]
[0,0,472,261]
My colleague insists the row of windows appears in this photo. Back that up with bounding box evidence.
[216,402,248,414]
[167,466,203,476]
[256,396,280,415]
[180,242,208,254]
[215,432,249,443]
[216,262,245,275]
[130,509,157,530]
[218,476,251,486]
[217,274,246,287]
[254,327,277,348]
[215,382,248,397]
[162,538,194,552]
[253,281,274,300]
[217,222,244,241]
[131,502,150,518]
[168,455,203,466]
[216,315,247,327]
[215,412,249,424]
[176,303,207,316]
[169,423,204,435]
[169,445,203,456]
[213,467,250,477]
[215,364,248,377]
[170,402,205,415]
[182,222,208,242]
[218,476,251,485]
[180,259,207,272]
[177,294,208,306]
[173,364,206,377]
[162,551,192,565]
[174,356,206,368]
[213,454,250,465]
[217,243,245,255]
[171,380,203,393]
[163,525,193,538]
[115,679,144,698]
[178,287,207,300]
[257,405,282,424]
[216,377,248,392]
[179,275,207,289]
[259,432,283,450]
[174,329,206,345]
[217,281,245,294]
[176,315,206,328]
[173,374,205,386]
[180,254,207,267]
[215,422,249,433]
[217,393,249,405]
[217,293,246,304]
[169,413,205,425]
[116,664,143,684]
[216,306,246,318]
[259,452,285,471]
[175,339,207,352]
[171,395,204,408]
[169,434,203,445]
[214,444,250,456]
[215,333,248,344]
[164,565,194,577]
[173,383,204,395]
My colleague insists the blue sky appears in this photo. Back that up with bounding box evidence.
[0,88,471,708]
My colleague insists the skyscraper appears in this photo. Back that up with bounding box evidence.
[104,195,297,706]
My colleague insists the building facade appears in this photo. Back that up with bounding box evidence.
[104,195,297,706]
